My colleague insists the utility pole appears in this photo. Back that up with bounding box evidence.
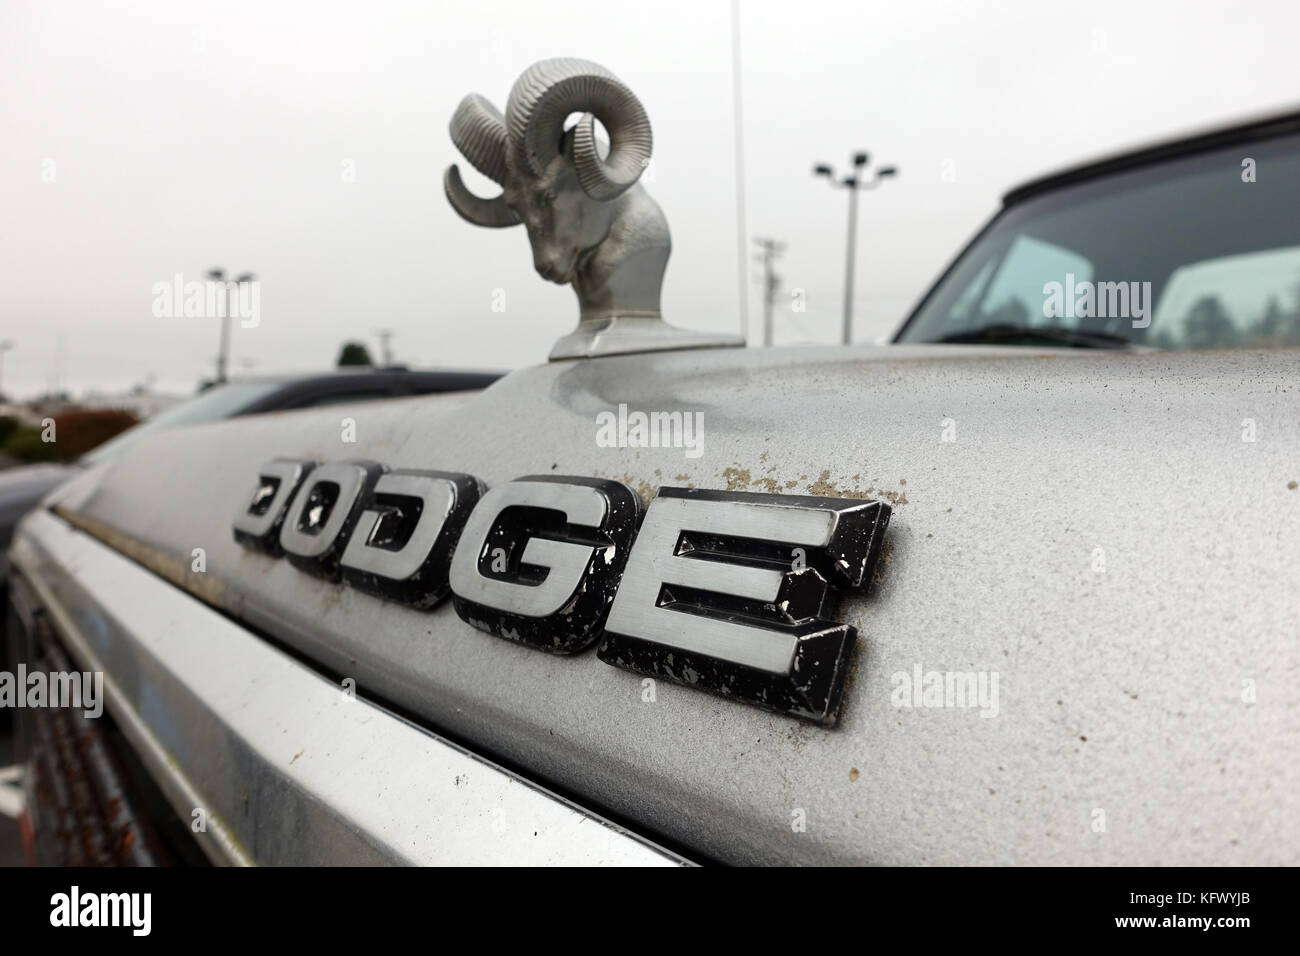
[813,152,897,345]
[374,329,395,367]
[51,333,64,398]
[753,238,786,347]
[206,267,256,384]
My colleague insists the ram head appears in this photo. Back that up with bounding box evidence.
[444,58,670,327]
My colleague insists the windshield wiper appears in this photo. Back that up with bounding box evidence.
[930,323,1136,350]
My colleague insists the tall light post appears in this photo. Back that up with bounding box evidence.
[206,267,256,384]
[814,152,897,345]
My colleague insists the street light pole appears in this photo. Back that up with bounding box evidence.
[841,182,860,347]
[814,152,898,345]
[207,267,256,384]
[206,268,228,383]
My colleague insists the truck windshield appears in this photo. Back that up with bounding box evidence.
[895,130,1300,350]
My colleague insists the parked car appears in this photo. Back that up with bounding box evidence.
[0,367,503,685]
[0,367,504,555]
[6,100,1297,866]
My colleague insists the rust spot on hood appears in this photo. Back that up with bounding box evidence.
[722,466,751,491]
[718,464,910,505]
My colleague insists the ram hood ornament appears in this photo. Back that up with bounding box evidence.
[444,57,743,360]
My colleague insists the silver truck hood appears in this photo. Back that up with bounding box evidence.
[39,344,1300,864]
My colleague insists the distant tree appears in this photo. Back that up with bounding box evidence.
[1256,296,1284,339]
[336,341,374,367]
[2,428,56,463]
[1242,295,1300,347]
[1181,295,1238,349]
[1,408,137,463]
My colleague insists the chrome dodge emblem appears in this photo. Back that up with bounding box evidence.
[234,459,890,724]
[600,488,890,724]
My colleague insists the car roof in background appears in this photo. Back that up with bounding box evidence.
[224,368,508,414]
[1002,105,1300,206]
[227,367,508,387]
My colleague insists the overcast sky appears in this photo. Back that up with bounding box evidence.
[2,0,1298,398]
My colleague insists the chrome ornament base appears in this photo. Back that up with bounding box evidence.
[548,313,744,360]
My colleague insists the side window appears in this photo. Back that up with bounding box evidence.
[944,257,997,326]
[1150,246,1300,349]
[933,235,1094,332]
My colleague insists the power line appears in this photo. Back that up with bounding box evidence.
[374,329,395,366]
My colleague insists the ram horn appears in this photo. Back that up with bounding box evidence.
[444,165,521,228]
[449,93,511,185]
[506,57,653,202]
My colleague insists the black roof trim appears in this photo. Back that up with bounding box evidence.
[1002,106,1300,206]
